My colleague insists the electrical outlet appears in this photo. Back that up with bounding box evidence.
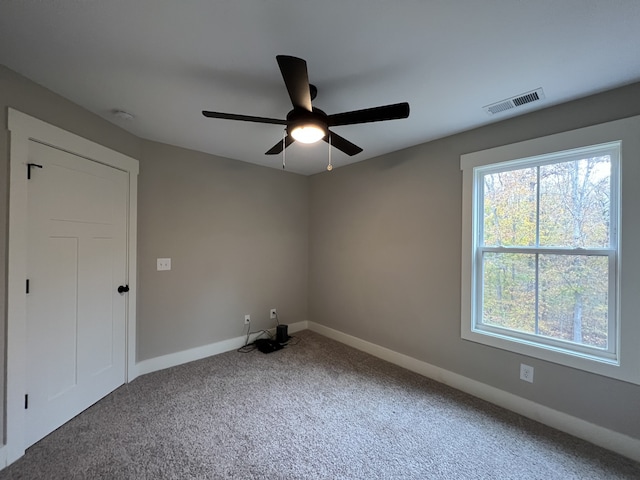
[157,258,171,271]
[520,363,534,383]
[244,314,250,325]
[270,308,277,320]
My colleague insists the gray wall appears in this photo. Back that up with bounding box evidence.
[137,140,308,360]
[308,82,640,441]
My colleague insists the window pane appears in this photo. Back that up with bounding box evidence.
[538,254,609,349]
[483,168,537,247]
[539,157,611,248]
[482,253,536,333]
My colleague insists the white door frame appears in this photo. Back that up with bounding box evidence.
[5,109,139,467]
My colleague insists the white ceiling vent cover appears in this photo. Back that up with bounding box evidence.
[483,88,545,115]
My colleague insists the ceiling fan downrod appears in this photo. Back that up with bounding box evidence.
[282,129,286,170]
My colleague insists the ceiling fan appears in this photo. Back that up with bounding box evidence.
[202,55,410,158]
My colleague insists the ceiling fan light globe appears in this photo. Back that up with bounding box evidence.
[291,124,325,144]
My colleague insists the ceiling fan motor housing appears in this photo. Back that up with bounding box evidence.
[286,108,328,138]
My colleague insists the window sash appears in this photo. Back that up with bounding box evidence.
[473,248,618,361]
[477,159,617,250]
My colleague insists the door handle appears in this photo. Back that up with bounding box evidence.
[117,285,130,294]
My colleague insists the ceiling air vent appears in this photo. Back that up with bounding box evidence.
[483,88,545,116]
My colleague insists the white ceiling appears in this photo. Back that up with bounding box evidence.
[1,1,640,175]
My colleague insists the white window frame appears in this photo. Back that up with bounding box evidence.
[474,143,619,361]
[461,115,640,385]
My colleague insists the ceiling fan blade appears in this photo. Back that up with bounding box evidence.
[324,130,363,156]
[202,111,287,125]
[265,135,294,155]
[276,55,313,112]
[327,102,410,127]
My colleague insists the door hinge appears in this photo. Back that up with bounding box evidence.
[27,163,43,180]
[25,394,28,410]
[26,279,30,294]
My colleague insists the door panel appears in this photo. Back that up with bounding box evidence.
[43,237,79,401]
[26,141,128,446]
[79,237,117,376]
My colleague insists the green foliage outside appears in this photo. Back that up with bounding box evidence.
[481,156,611,349]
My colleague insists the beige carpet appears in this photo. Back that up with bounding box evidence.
[1,330,639,479]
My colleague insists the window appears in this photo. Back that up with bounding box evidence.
[460,114,640,384]
[474,143,618,363]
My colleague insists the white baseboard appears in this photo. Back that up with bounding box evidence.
[135,320,309,377]
[307,321,640,463]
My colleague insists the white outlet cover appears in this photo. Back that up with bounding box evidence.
[520,364,534,383]
[157,258,171,271]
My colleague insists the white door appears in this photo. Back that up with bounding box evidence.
[25,141,129,446]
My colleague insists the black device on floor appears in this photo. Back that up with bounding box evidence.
[253,324,290,354]
[276,324,289,344]
[254,338,283,354]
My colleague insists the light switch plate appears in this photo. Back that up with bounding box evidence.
[157,258,171,271]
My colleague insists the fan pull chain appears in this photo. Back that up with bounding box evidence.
[282,130,286,170]
[327,134,333,171]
